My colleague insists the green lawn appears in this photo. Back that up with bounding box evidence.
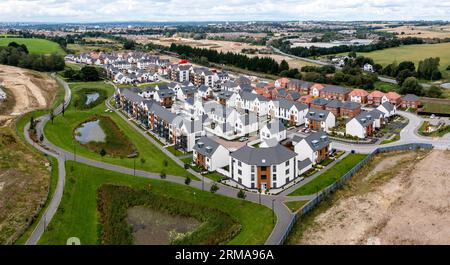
[43,81,193,178]
[0,38,65,55]
[380,134,401,144]
[284,200,309,213]
[421,102,450,115]
[203,171,227,182]
[346,42,450,79]
[288,154,368,196]
[374,80,400,93]
[39,161,274,245]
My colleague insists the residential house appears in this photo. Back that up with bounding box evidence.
[275,77,290,88]
[310,83,325,97]
[349,89,369,104]
[367,90,388,106]
[386,92,402,106]
[310,98,329,110]
[267,99,308,126]
[340,101,362,118]
[260,119,287,142]
[346,111,376,139]
[294,132,331,164]
[319,85,350,101]
[193,137,230,171]
[305,109,336,132]
[377,102,396,118]
[401,94,421,109]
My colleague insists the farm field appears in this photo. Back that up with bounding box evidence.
[378,24,450,39]
[347,42,450,79]
[39,161,274,245]
[43,81,194,178]
[287,150,450,245]
[0,38,65,55]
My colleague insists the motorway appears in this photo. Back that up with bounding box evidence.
[23,77,449,245]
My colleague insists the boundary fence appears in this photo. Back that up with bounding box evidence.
[277,143,433,245]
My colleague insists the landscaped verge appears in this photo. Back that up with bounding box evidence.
[97,184,241,245]
[288,153,368,196]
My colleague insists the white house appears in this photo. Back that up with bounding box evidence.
[345,112,376,139]
[260,119,287,142]
[230,144,297,190]
[235,91,269,116]
[193,136,230,171]
[268,99,308,126]
[294,132,332,165]
[198,85,213,99]
[234,113,259,136]
[304,109,336,132]
[377,102,396,118]
[363,63,374,72]
[173,117,205,152]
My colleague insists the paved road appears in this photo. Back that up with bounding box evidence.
[25,75,71,245]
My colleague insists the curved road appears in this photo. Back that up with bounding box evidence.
[23,77,449,245]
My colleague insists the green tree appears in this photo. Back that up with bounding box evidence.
[279,59,289,72]
[79,66,100,81]
[396,69,416,86]
[398,61,416,72]
[417,57,441,80]
[399,77,423,96]
[425,85,443,98]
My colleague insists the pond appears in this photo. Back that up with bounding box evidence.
[74,119,106,144]
[85,92,100,105]
[127,206,201,245]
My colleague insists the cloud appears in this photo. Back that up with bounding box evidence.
[0,0,448,22]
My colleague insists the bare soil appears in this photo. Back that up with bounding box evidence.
[127,206,201,245]
[297,150,450,245]
[0,65,58,126]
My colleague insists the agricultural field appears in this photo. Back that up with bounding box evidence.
[287,150,450,245]
[378,24,450,39]
[43,81,193,178]
[349,42,450,79]
[0,38,65,55]
[421,101,450,115]
[66,43,120,54]
[39,161,274,245]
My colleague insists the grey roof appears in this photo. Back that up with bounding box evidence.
[306,109,331,121]
[326,99,343,109]
[156,88,175,98]
[303,132,330,151]
[298,158,313,170]
[291,135,303,144]
[288,91,301,100]
[368,108,384,118]
[121,88,143,104]
[198,85,210,92]
[353,111,375,127]
[276,89,288,97]
[235,76,251,85]
[380,102,395,112]
[402,94,420,102]
[217,90,234,99]
[194,137,222,158]
[180,119,203,134]
[322,85,350,94]
[150,103,177,122]
[239,91,267,102]
[185,97,194,105]
[277,98,308,111]
[230,144,296,166]
[341,101,361,110]
[311,98,329,106]
[240,84,254,93]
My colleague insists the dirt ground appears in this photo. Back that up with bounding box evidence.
[0,65,58,126]
[379,25,450,39]
[297,150,450,245]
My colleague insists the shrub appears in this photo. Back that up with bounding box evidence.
[210,184,219,193]
[160,171,166,179]
[237,189,246,199]
[184,176,191,185]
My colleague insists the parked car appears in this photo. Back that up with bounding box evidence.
[238,137,248,142]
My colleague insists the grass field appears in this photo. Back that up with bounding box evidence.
[38,161,274,245]
[0,38,65,55]
[284,200,308,213]
[421,102,450,115]
[288,154,368,196]
[347,43,450,79]
[43,81,193,178]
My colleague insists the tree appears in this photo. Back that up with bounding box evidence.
[417,57,441,80]
[237,189,246,199]
[50,108,54,124]
[160,171,166,179]
[210,183,219,193]
[79,66,100,81]
[123,40,135,50]
[348,51,357,58]
[100,148,106,158]
[396,69,416,86]
[184,176,191,185]
[425,85,443,98]
[279,60,289,72]
[399,77,423,96]
[140,158,146,164]
[398,61,416,72]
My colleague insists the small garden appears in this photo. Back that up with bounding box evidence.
[418,121,450,137]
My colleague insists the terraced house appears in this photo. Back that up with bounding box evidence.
[305,109,336,132]
[319,85,351,101]
[267,98,308,126]
[294,132,331,164]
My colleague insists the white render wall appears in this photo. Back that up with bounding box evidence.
[345,118,366,139]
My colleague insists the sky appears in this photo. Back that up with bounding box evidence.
[0,0,449,23]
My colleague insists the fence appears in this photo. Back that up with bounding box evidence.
[277,143,433,245]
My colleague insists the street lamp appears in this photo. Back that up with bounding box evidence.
[272,199,276,224]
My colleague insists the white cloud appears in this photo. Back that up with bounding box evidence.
[0,0,448,22]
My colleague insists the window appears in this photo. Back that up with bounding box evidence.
[261,175,267,180]
[286,177,290,183]
[273,174,277,181]
[238,169,242,175]
[285,169,290,175]
[285,160,290,167]
[273,182,277,188]
[251,174,255,181]
[238,161,242,167]
[251,166,255,172]
[238,178,242,184]
[261,166,267,171]
[251,183,255,189]
[272,165,277,172]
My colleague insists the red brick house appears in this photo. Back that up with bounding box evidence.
[386,92,402,106]
[401,94,421,109]
[319,85,351,101]
[341,101,362,118]
[367,90,388,106]
[348,88,369,104]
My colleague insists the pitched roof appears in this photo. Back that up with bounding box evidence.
[368,90,385,98]
[353,111,375,127]
[303,132,330,151]
[230,144,296,166]
[386,91,401,100]
[380,101,395,112]
[402,94,420,102]
[325,99,343,109]
[322,85,350,94]
[341,101,361,110]
[193,137,223,158]
[264,119,286,134]
[306,109,331,121]
[311,98,329,106]
[349,88,369,97]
